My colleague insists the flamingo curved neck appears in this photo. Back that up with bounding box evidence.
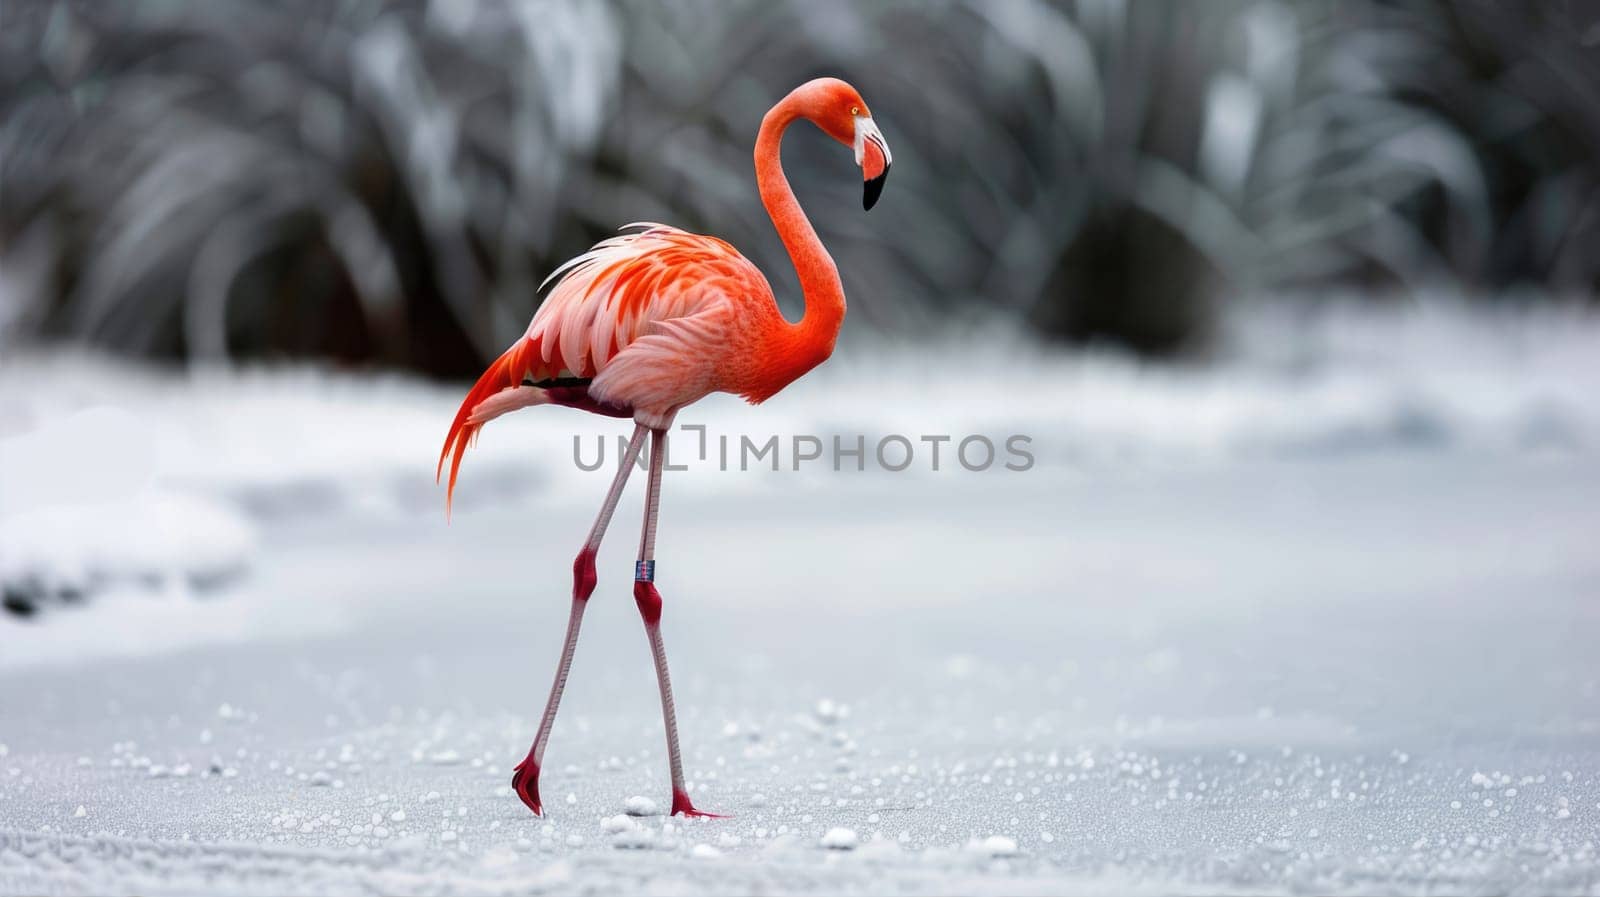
[754,96,845,383]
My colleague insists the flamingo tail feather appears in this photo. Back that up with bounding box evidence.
[438,338,548,512]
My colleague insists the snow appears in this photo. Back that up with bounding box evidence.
[2,302,1599,893]
[0,404,256,618]
[813,699,848,725]
[969,835,1019,857]
[610,826,656,850]
[820,827,860,850]
[623,795,660,816]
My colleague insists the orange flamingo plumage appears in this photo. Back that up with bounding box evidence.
[438,78,891,817]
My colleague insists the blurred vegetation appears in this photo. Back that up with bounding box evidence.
[2,0,1597,375]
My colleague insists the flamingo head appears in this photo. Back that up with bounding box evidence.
[797,78,893,210]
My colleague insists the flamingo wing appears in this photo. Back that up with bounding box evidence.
[438,224,770,505]
[527,223,762,399]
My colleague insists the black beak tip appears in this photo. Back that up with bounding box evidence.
[863,167,889,211]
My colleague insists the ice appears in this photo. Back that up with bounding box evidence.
[691,843,723,859]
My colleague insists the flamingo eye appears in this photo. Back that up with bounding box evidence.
[850,106,860,116]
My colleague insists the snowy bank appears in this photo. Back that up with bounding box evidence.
[1,299,1595,618]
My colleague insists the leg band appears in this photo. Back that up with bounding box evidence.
[634,559,656,582]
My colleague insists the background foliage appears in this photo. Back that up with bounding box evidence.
[3,0,1597,375]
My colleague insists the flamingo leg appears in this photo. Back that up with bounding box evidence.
[512,423,649,816]
[633,427,723,817]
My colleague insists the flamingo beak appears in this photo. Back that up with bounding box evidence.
[855,117,892,211]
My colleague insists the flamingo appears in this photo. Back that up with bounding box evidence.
[437,77,891,818]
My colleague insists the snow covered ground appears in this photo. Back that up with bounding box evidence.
[2,303,1598,894]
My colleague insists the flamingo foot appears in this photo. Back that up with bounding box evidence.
[511,755,543,816]
[671,788,727,818]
